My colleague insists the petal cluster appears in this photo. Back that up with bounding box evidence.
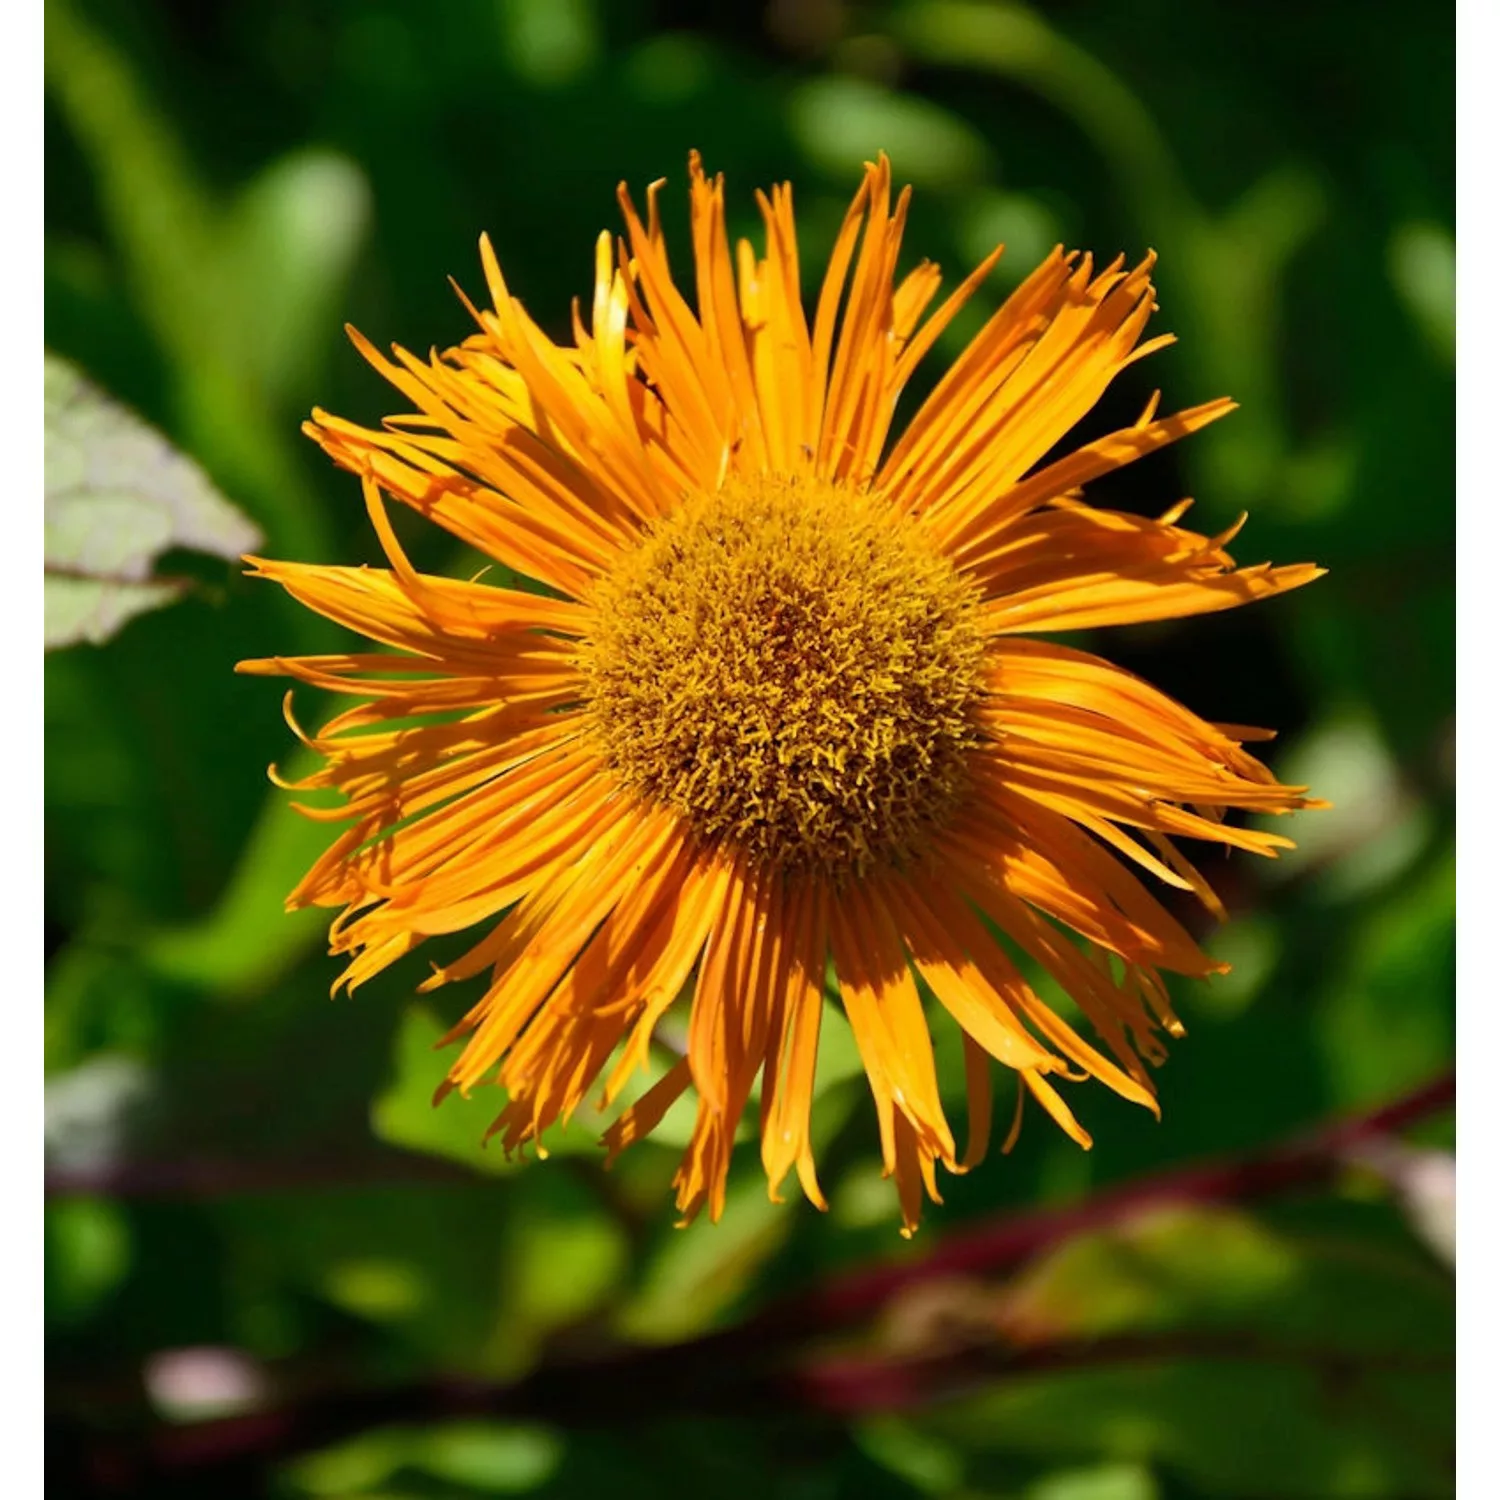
[240,153,1321,1232]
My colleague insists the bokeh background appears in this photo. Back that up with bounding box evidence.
[44,1,1456,1496]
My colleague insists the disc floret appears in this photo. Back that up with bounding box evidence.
[580,474,987,877]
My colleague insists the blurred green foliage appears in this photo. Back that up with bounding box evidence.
[45,1,1453,1496]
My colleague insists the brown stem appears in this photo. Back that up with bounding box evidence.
[792,1332,1454,1416]
[44,1149,474,1201]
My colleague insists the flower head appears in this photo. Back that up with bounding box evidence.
[240,154,1322,1233]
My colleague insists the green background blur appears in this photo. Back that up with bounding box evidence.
[44,1,1455,1496]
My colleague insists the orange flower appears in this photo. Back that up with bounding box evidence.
[240,154,1322,1234]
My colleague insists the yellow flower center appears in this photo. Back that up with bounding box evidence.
[579,474,987,877]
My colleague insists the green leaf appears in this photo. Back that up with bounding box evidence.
[958,189,1066,288]
[44,352,261,648]
[371,1006,521,1178]
[1388,222,1455,365]
[788,76,993,189]
[417,1421,564,1491]
[287,1421,562,1497]
[1259,708,1431,903]
[856,1415,965,1494]
[1316,847,1456,1106]
[485,1171,630,1376]
[497,0,601,88]
[219,149,371,405]
[45,1196,133,1323]
[1027,1463,1159,1500]
[614,1172,792,1344]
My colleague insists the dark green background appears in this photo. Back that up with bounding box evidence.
[45,2,1455,1496]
